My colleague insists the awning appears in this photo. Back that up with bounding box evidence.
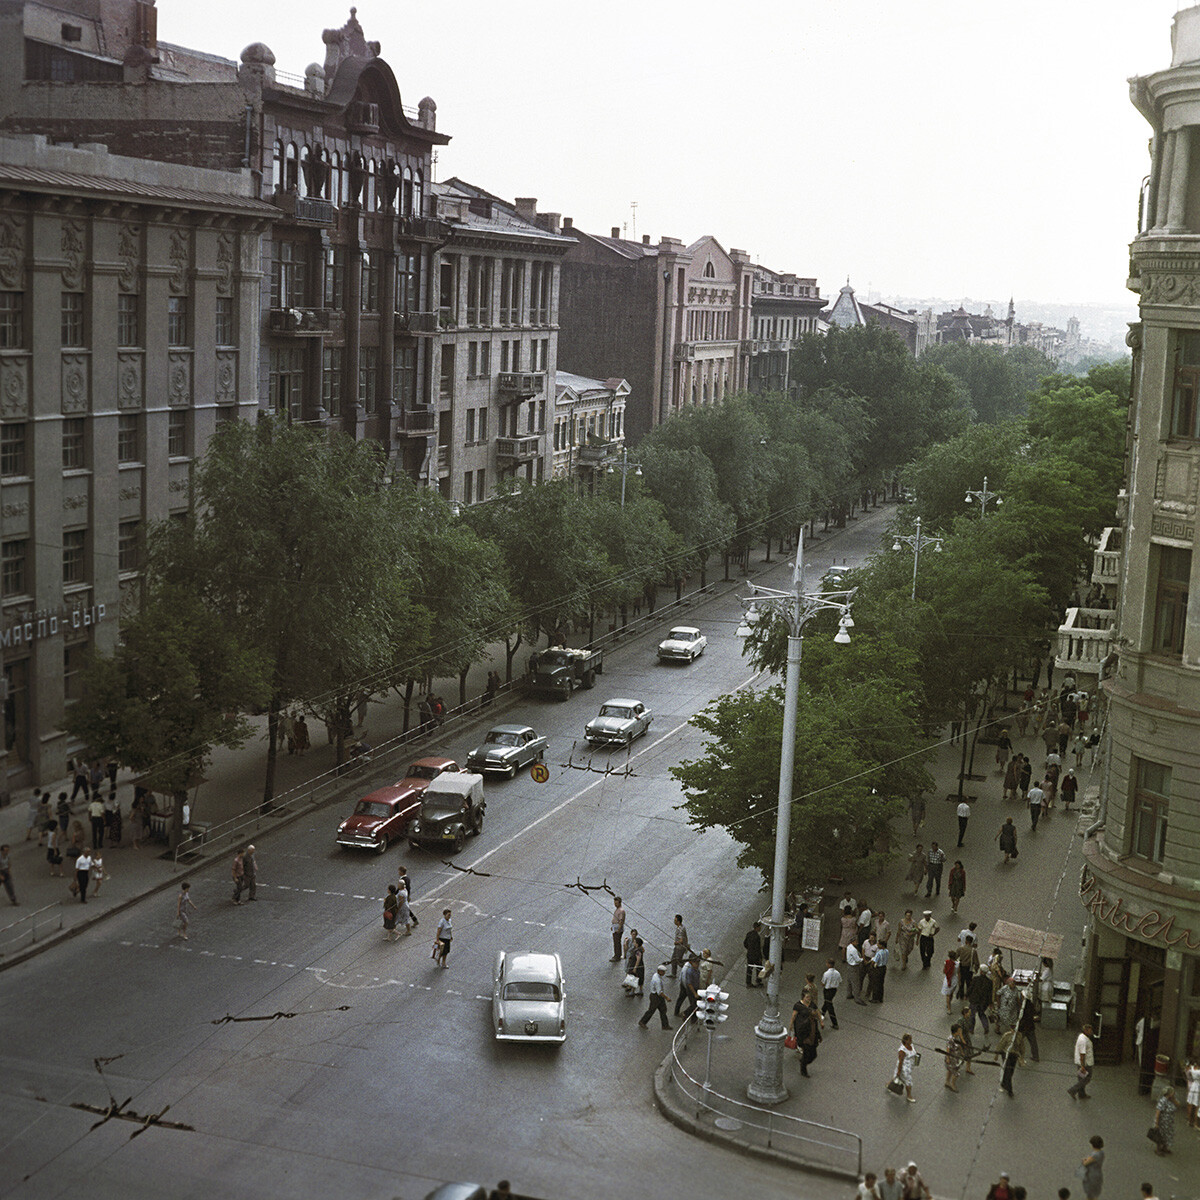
[988,919,1063,961]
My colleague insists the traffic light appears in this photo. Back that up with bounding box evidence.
[701,984,728,1029]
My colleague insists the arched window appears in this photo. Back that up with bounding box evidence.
[272,139,284,192]
[284,142,298,193]
[298,146,311,198]
[403,166,413,216]
[365,159,376,211]
[703,260,715,278]
[329,150,340,202]
[412,169,423,219]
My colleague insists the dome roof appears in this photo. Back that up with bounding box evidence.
[240,43,276,66]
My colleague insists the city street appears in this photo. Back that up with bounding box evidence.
[0,515,889,1200]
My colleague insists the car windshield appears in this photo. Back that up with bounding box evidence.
[541,651,572,667]
[421,802,463,821]
[503,981,561,1002]
[599,705,632,719]
[406,763,441,780]
[485,731,520,747]
[669,629,694,640]
[353,801,391,819]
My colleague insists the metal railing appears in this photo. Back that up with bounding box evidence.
[0,901,64,957]
[667,1022,862,1179]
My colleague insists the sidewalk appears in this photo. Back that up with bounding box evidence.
[651,716,1199,1199]
[0,507,891,968]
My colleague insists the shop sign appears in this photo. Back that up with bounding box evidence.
[0,603,106,649]
[1080,864,1200,952]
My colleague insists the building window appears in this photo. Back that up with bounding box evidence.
[168,409,188,458]
[0,291,23,349]
[463,470,474,505]
[1131,759,1170,863]
[322,347,343,417]
[64,640,87,703]
[394,347,415,407]
[269,347,305,420]
[530,261,550,325]
[117,413,141,463]
[216,405,239,429]
[395,254,417,314]
[479,341,491,377]
[271,241,308,308]
[358,346,378,411]
[439,344,455,402]
[62,529,86,586]
[215,296,234,346]
[117,293,139,347]
[478,407,488,442]
[1152,545,1190,656]
[1,539,27,597]
[1,423,26,476]
[167,296,189,347]
[467,257,493,325]
[499,259,523,325]
[61,292,84,347]
[360,251,380,313]
[62,417,85,469]
[118,520,141,573]
[475,468,486,500]
[439,259,458,325]
[466,408,476,443]
[1171,331,1200,440]
[323,246,345,309]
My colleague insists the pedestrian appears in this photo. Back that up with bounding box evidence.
[69,760,89,803]
[35,792,51,844]
[1027,782,1045,830]
[173,880,196,939]
[874,909,891,947]
[294,715,310,754]
[0,844,17,905]
[821,958,842,1028]
[1077,1135,1104,1200]
[435,908,453,967]
[1057,719,1072,756]
[697,948,716,988]
[397,865,418,926]
[942,948,959,1011]
[900,1162,930,1199]
[856,901,874,946]
[893,1035,918,1103]
[925,842,945,897]
[1018,753,1033,796]
[897,910,917,970]
[24,790,41,842]
[909,796,926,835]
[839,905,858,959]
[986,1173,1013,1200]
[637,963,671,1029]
[957,934,979,999]
[856,1173,882,1200]
[106,756,118,798]
[1067,1023,1096,1099]
[995,977,1021,1033]
[868,940,889,1003]
[744,921,763,987]
[46,823,64,876]
[669,913,689,978]
[1153,1086,1178,1155]
[675,953,700,1019]
[1041,721,1059,757]
[917,910,939,970]
[105,794,122,846]
[231,849,245,904]
[484,670,499,706]
[1002,756,1020,802]
[384,884,400,940]
[995,728,1012,773]
[845,938,866,1005]
[242,844,257,900]
[609,895,626,962]
[944,1023,966,1092]
[56,792,70,836]
[956,800,971,847]
[88,760,104,800]
[626,933,645,995]
[959,1006,978,1075]
[90,850,105,897]
[1061,769,1079,811]
[73,848,92,903]
[794,993,822,1076]
[998,817,1019,863]
[1139,1185,1159,1200]
[967,969,993,1038]
[948,861,966,913]
[1186,1056,1200,1127]
[1018,987,1040,1061]
[958,920,979,948]
[878,1167,903,1200]
[997,1026,1026,1095]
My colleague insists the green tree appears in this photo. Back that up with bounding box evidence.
[904,422,1023,529]
[919,343,1055,423]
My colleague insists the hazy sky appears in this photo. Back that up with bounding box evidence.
[164,0,1188,310]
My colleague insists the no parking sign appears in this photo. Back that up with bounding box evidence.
[530,763,550,784]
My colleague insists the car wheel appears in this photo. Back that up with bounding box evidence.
[507,763,518,780]
[473,810,484,836]
[453,830,466,854]
[536,748,544,763]
[375,836,389,855]
[582,669,595,689]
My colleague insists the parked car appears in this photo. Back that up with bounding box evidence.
[657,625,707,663]
[408,773,486,853]
[584,699,653,748]
[465,724,547,778]
[492,950,567,1043]
[335,757,460,854]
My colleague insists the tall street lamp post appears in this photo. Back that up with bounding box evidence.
[965,476,1003,518]
[607,445,643,508]
[738,532,855,1105]
[892,516,944,601]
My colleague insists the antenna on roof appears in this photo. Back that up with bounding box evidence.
[431,149,438,183]
[630,200,638,239]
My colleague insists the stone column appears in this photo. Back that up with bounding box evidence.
[1166,127,1192,230]
[1154,129,1175,228]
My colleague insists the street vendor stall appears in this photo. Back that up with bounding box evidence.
[988,919,1071,1028]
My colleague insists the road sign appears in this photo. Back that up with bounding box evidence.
[530,763,550,784]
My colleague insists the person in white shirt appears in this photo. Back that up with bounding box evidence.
[637,963,672,1030]
[956,800,972,847]
[74,849,93,903]
[845,940,867,1005]
[821,958,842,1029]
[1067,1023,1095,1099]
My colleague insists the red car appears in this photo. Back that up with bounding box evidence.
[336,757,459,854]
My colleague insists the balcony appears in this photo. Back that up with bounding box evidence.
[578,440,620,464]
[1092,526,1122,590]
[497,372,545,400]
[674,343,696,362]
[268,307,331,335]
[347,100,380,133]
[397,216,446,240]
[495,435,541,462]
[394,310,439,336]
[271,193,336,224]
[437,444,450,476]
[401,406,436,436]
[1054,607,1117,678]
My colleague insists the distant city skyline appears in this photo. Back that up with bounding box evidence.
[164,0,1188,309]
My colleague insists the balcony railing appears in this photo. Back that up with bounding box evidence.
[495,435,541,461]
[270,193,336,224]
[401,406,436,436]
[1092,526,1123,588]
[1054,607,1117,675]
[673,343,696,362]
[497,372,545,399]
[268,307,332,334]
[577,441,620,463]
[394,310,439,335]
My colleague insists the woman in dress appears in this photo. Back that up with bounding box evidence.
[395,887,413,937]
[942,949,959,1012]
[435,908,453,967]
[944,1023,966,1092]
[1154,1086,1178,1155]
[995,728,1012,774]
[905,844,926,895]
[174,881,196,940]
[896,909,917,971]
[1078,1135,1104,1200]
[1186,1056,1200,1129]
[947,861,967,914]
[1002,756,1020,802]
[383,884,399,941]
[894,1033,918,1102]
[626,934,645,995]
[997,818,1018,863]
[838,906,857,962]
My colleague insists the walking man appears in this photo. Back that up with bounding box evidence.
[74,848,92,903]
[243,844,257,900]
[675,953,700,1019]
[638,963,671,1030]
[917,910,940,970]
[744,922,763,987]
[1067,1023,1095,1099]
[0,844,17,905]
[956,800,972,848]
[1028,782,1045,830]
[231,849,245,904]
[925,842,945,897]
[610,896,626,962]
[845,938,866,1004]
[820,958,842,1029]
[670,914,689,977]
[967,968,993,1038]
[397,865,418,925]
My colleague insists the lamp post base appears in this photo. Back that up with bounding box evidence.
[746,1014,789,1105]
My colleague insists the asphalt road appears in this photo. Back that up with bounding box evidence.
[0,516,890,1200]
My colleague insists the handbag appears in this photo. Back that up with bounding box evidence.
[623,973,639,990]
[1146,1125,1162,1146]
[886,1075,905,1095]
[784,1034,797,1049]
